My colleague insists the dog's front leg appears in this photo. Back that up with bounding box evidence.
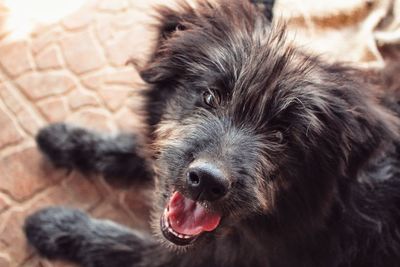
[36,123,152,186]
[24,207,173,267]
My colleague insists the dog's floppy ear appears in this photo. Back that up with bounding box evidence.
[138,4,195,84]
[250,0,275,21]
[294,65,399,180]
[319,71,400,178]
[345,100,398,178]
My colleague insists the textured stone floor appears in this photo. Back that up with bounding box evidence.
[0,0,168,266]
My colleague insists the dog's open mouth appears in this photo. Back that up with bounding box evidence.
[160,191,221,246]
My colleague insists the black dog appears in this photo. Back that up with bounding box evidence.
[24,1,400,266]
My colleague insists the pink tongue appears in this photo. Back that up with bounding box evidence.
[167,191,221,236]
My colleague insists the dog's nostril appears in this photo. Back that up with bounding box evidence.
[188,171,200,186]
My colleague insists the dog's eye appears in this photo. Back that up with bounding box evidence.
[203,90,221,108]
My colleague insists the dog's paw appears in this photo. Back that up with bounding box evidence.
[36,123,78,169]
[24,207,90,260]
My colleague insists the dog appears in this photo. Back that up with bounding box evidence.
[24,1,400,266]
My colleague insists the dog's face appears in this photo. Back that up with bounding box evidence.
[140,1,396,248]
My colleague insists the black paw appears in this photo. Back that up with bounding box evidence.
[36,123,153,186]
[24,207,90,261]
[36,123,98,171]
[36,123,76,169]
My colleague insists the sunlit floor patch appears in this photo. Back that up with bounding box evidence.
[2,0,87,40]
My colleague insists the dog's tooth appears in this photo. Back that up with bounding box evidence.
[173,229,180,237]
[166,224,191,239]
[168,226,177,236]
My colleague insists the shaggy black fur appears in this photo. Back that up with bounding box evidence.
[24,1,400,267]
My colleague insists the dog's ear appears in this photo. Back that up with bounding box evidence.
[314,70,400,179]
[345,100,398,178]
[288,63,399,181]
[138,4,195,84]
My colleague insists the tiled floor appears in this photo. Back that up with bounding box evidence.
[0,0,169,266]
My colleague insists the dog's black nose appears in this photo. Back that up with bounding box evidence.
[186,161,229,201]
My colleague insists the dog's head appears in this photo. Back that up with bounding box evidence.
[139,0,399,249]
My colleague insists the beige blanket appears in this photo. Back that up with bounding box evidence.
[276,0,400,69]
